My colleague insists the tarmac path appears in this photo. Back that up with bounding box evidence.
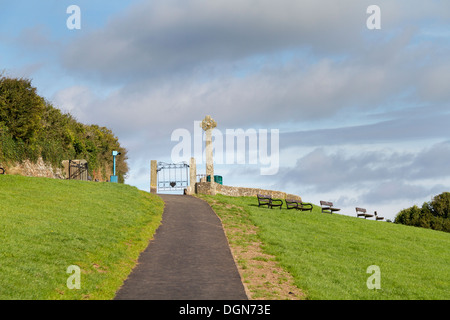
[114,194,248,300]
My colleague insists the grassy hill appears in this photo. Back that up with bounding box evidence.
[198,194,450,300]
[0,175,163,299]
[1,174,448,300]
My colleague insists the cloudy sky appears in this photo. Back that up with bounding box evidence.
[1,0,449,220]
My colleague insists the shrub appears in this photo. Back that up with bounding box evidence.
[395,192,450,233]
[0,76,128,181]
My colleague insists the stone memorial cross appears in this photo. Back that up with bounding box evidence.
[200,115,217,181]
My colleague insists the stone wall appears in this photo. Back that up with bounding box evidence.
[195,182,302,201]
[1,157,117,182]
[4,157,65,179]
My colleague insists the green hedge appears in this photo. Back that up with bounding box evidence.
[0,75,128,182]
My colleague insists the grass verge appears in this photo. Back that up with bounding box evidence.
[198,194,450,300]
[196,194,305,300]
[0,175,164,300]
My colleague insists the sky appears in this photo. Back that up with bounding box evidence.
[1,0,449,220]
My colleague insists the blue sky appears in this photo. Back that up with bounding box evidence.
[1,0,450,220]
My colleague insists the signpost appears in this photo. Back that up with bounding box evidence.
[110,150,121,183]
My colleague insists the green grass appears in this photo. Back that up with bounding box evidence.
[199,194,450,300]
[0,175,164,300]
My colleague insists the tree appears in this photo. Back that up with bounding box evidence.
[395,192,450,233]
[0,75,129,182]
[0,76,45,141]
[429,192,450,219]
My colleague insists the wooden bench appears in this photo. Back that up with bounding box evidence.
[257,194,283,210]
[320,201,340,214]
[286,199,313,212]
[374,211,384,221]
[355,207,374,219]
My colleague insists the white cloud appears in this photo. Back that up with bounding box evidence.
[276,141,450,200]
[60,0,370,82]
[52,85,99,118]
[418,62,450,102]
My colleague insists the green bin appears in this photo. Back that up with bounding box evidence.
[207,175,223,185]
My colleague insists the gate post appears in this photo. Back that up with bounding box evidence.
[150,160,157,194]
[186,157,197,195]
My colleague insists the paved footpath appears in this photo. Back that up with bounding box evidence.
[114,194,248,300]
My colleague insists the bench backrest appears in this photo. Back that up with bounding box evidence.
[320,201,333,207]
[355,207,366,213]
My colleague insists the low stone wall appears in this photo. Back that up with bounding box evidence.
[195,182,302,201]
[4,157,65,179]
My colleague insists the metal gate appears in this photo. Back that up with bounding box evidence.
[68,160,89,181]
[157,161,189,192]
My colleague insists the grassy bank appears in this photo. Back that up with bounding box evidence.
[199,194,450,300]
[0,175,164,300]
